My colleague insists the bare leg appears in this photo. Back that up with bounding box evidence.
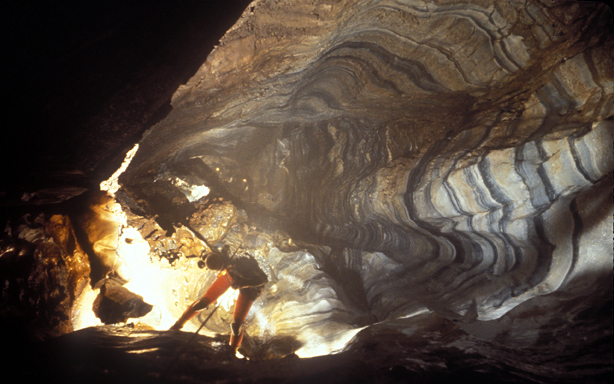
[170,272,232,330]
[229,290,255,351]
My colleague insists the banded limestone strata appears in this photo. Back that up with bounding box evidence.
[119,0,613,342]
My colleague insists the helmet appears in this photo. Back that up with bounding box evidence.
[204,251,227,271]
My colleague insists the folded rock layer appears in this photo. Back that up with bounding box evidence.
[119,0,613,365]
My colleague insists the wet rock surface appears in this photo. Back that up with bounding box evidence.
[118,0,612,372]
[1,213,91,340]
[6,310,612,384]
[1,0,612,383]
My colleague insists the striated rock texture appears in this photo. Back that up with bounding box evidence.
[114,0,612,380]
[0,213,90,340]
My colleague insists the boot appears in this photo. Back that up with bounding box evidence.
[230,327,244,352]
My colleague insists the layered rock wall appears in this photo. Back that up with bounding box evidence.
[121,0,612,326]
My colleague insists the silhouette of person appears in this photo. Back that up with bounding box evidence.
[170,245,268,352]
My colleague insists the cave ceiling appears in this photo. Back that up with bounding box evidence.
[1,0,613,382]
[121,0,613,323]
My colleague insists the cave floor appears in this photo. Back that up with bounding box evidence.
[0,325,517,384]
[4,321,611,384]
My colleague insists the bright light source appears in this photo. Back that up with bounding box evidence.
[126,348,160,354]
[71,284,103,330]
[397,307,431,319]
[294,326,366,358]
[100,144,139,195]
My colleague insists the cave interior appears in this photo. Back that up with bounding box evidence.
[1,1,612,383]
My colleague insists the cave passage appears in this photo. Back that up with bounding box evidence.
[1,1,612,383]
